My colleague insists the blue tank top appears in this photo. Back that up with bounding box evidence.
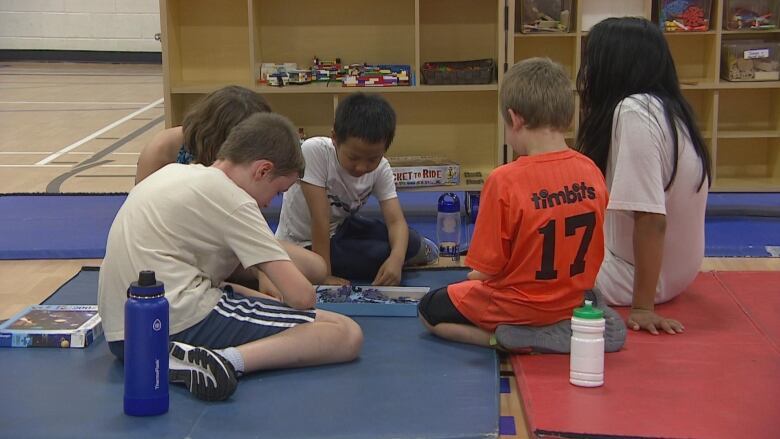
[175,144,194,164]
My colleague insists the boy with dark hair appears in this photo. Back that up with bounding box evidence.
[99,113,363,401]
[276,93,438,286]
[418,58,625,353]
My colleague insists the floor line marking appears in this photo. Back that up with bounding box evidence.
[35,98,163,166]
[0,152,140,155]
[0,164,136,168]
[0,101,154,105]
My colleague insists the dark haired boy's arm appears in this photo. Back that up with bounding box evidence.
[375,197,408,286]
[300,181,349,286]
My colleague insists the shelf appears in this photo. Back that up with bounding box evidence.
[715,138,780,186]
[170,82,499,95]
[667,33,719,85]
[715,81,780,89]
[515,36,577,80]
[718,130,780,139]
[514,32,576,38]
[252,0,415,69]
[663,31,718,36]
[420,0,500,65]
[399,181,488,192]
[721,30,780,35]
[680,80,719,89]
[712,177,780,192]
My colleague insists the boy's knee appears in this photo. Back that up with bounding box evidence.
[417,308,436,333]
[338,315,364,359]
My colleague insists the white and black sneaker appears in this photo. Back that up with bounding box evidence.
[168,341,238,401]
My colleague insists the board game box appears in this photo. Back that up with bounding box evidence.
[388,156,460,187]
[0,305,103,348]
[315,285,429,317]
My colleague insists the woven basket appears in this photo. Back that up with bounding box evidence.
[421,59,495,85]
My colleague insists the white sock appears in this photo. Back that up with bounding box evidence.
[216,347,245,376]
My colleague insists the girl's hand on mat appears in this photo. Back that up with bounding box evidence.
[323,275,350,286]
[372,258,402,286]
[628,309,684,335]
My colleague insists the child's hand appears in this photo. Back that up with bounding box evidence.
[372,258,403,286]
[627,309,684,335]
[322,275,350,286]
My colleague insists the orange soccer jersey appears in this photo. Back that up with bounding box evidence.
[448,149,607,331]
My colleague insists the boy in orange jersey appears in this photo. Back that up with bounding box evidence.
[418,58,625,352]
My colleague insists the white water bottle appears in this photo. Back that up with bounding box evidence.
[569,300,605,387]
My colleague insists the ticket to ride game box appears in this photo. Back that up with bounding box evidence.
[388,156,460,188]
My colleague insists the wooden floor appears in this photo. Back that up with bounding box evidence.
[1,61,777,439]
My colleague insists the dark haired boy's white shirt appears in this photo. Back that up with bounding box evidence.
[98,164,290,342]
[276,136,397,246]
[595,94,708,306]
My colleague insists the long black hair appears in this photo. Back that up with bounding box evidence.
[575,17,711,191]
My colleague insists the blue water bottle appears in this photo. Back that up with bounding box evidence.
[437,193,461,258]
[124,270,169,416]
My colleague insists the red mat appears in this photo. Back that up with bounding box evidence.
[512,271,780,439]
[713,271,780,353]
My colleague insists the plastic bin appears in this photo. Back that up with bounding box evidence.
[723,0,780,30]
[518,0,573,33]
[421,59,495,85]
[721,39,780,81]
[658,0,712,32]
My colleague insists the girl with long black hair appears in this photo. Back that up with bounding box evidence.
[576,17,711,336]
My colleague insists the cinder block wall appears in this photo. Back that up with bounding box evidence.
[0,0,160,52]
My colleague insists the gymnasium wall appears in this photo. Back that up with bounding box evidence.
[0,0,160,52]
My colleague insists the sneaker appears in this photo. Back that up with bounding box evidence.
[495,320,572,354]
[423,237,440,264]
[405,237,440,266]
[495,290,627,354]
[168,341,238,401]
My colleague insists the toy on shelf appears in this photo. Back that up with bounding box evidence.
[659,0,712,32]
[257,62,297,85]
[724,1,779,30]
[288,69,312,84]
[519,0,572,33]
[312,57,347,82]
[722,40,780,81]
[342,64,411,87]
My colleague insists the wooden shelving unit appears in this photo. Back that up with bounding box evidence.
[160,0,780,192]
[510,0,780,192]
[159,0,505,192]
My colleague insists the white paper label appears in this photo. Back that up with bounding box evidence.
[744,49,769,59]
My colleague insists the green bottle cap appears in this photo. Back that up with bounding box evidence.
[573,300,603,319]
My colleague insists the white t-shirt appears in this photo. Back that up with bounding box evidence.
[595,94,708,306]
[98,164,290,341]
[275,136,397,246]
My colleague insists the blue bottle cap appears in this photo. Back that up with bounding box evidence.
[438,192,460,213]
[128,270,165,297]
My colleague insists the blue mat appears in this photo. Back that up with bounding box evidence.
[0,194,467,260]
[0,268,499,439]
[0,194,127,259]
[705,193,780,257]
[4,192,778,259]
